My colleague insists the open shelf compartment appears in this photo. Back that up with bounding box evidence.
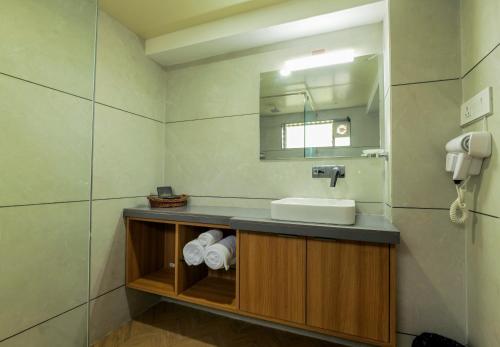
[179,268,236,309]
[177,224,238,310]
[126,219,238,311]
[126,219,176,297]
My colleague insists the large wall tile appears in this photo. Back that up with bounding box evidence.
[391,80,462,208]
[390,0,460,84]
[165,115,385,203]
[89,286,159,344]
[96,12,166,121]
[165,55,261,122]
[0,202,89,340]
[0,0,96,98]
[460,0,500,74]
[392,208,466,343]
[467,213,500,347]
[0,75,92,206]
[0,305,87,347]
[91,197,148,299]
[93,104,163,199]
[462,48,500,217]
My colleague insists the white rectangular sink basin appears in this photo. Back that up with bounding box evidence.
[271,198,356,225]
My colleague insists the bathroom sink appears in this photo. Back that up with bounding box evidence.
[271,198,356,225]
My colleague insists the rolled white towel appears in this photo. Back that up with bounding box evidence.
[183,239,205,266]
[197,229,223,247]
[183,229,223,266]
[204,235,236,270]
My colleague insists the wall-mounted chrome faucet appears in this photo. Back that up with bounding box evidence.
[312,165,346,188]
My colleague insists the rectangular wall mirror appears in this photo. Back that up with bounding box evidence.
[260,53,383,160]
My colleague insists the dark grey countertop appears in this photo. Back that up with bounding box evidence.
[123,205,399,244]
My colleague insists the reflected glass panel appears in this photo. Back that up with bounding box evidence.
[260,54,383,160]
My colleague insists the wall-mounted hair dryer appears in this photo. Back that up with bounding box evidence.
[445,131,491,183]
[445,131,491,224]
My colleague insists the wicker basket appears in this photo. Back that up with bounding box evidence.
[148,194,188,208]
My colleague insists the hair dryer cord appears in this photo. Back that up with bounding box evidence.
[450,177,470,224]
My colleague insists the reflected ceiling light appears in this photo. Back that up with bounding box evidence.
[280,49,354,76]
[280,69,291,76]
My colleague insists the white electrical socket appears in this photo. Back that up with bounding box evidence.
[460,86,493,126]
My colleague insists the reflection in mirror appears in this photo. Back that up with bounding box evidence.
[260,54,383,160]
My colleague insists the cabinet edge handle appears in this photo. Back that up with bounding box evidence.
[308,237,337,242]
[275,233,302,239]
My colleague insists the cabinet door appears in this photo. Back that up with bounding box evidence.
[239,231,306,324]
[307,239,390,342]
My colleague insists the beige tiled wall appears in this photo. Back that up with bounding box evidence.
[460,0,500,75]
[0,203,90,340]
[460,1,500,346]
[461,49,500,217]
[88,9,165,345]
[466,214,500,347]
[390,0,460,85]
[90,197,148,299]
[92,104,164,200]
[164,24,386,210]
[393,209,466,342]
[391,1,500,345]
[390,80,462,209]
[0,0,97,99]
[387,0,466,344]
[0,3,163,346]
[0,75,93,206]
[0,1,97,345]
[165,115,385,204]
[0,306,88,347]
[95,12,167,122]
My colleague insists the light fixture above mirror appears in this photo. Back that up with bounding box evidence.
[280,49,355,77]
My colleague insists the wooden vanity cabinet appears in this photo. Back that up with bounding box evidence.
[239,231,306,324]
[126,217,396,347]
[307,239,391,343]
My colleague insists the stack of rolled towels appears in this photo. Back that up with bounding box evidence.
[182,229,236,271]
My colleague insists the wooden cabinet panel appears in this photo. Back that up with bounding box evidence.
[239,232,306,324]
[307,239,390,342]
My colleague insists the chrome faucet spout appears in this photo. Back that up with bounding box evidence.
[330,168,341,187]
[312,165,345,188]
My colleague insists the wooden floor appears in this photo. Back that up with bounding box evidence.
[92,302,342,347]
